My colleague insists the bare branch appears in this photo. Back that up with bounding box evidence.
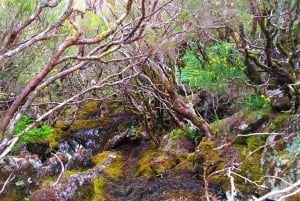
[51,153,66,187]
[255,179,300,201]
[0,172,15,194]
[0,0,74,61]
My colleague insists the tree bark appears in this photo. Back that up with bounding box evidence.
[169,89,212,140]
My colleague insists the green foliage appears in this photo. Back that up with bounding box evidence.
[1,0,39,16]
[169,128,197,139]
[177,42,244,93]
[242,93,271,111]
[169,129,185,139]
[14,115,53,144]
[79,10,108,38]
[185,127,197,139]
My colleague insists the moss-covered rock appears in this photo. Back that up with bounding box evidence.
[161,129,196,157]
[173,153,195,173]
[0,154,42,201]
[194,140,221,173]
[69,117,112,132]
[93,151,123,181]
[233,134,267,192]
[135,150,178,178]
[211,110,270,137]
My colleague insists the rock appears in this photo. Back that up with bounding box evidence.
[0,153,42,200]
[37,147,93,179]
[161,130,196,156]
[104,130,142,150]
[30,187,63,201]
[237,113,269,134]
[271,94,291,111]
[32,153,118,201]
[259,115,300,200]
[150,152,178,175]
[16,141,51,162]
[0,153,42,171]
[106,172,227,201]
[66,148,93,170]
[37,152,68,178]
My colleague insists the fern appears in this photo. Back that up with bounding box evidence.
[177,42,244,93]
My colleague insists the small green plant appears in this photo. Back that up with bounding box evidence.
[185,127,197,139]
[242,93,271,111]
[169,128,197,139]
[14,115,53,147]
[130,125,137,132]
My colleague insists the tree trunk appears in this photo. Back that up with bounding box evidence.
[169,89,212,140]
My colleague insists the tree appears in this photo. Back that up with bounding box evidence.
[0,0,212,158]
[0,0,146,156]
[234,0,300,111]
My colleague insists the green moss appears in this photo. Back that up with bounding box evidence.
[169,129,183,139]
[92,175,106,201]
[274,114,290,125]
[135,150,178,177]
[198,140,215,149]
[11,115,53,150]
[93,151,123,181]
[72,183,94,201]
[135,150,156,178]
[195,140,219,167]
[210,119,227,137]
[169,128,195,139]
[62,169,86,179]
[70,117,111,132]
[105,100,125,116]
[246,135,266,150]
[267,113,291,131]
[46,127,68,149]
[40,176,55,186]
[77,101,101,119]
[234,135,267,192]
[54,120,71,129]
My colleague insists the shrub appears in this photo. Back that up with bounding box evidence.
[177,42,245,93]
[242,93,271,111]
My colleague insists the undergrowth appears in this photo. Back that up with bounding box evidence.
[13,115,53,148]
[177,41,244,94]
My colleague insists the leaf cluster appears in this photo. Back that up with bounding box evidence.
[177,42,244,94]
[241,93,271,111]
